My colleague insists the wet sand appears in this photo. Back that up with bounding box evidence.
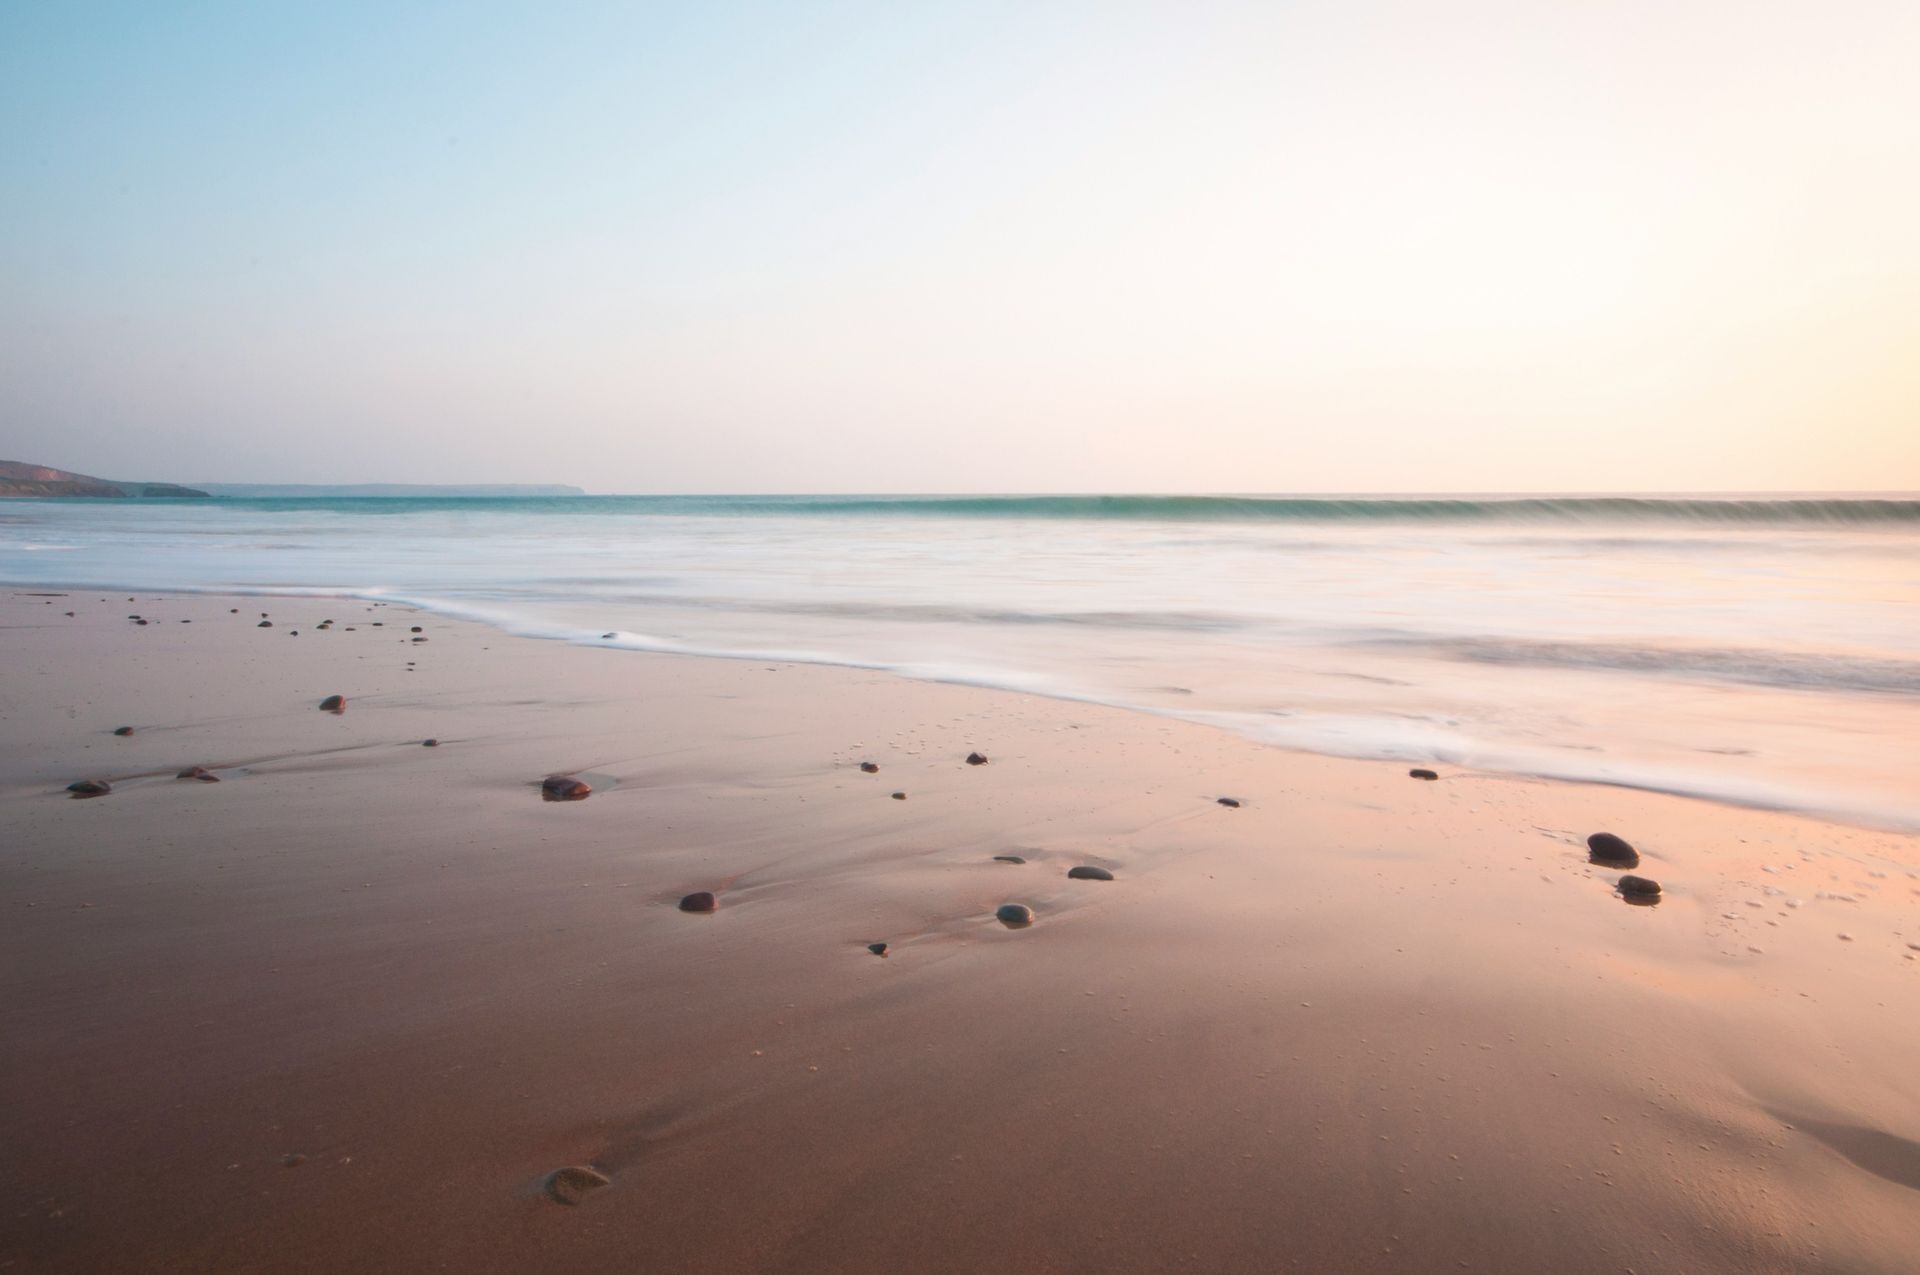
[2,590,1918,1273]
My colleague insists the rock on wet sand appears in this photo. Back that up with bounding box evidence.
[867,941,889,956]
[544,1166,611,1206]
[112,726,133,737]
[67,779,111,798]
[1067,865,1115,881]
[992,854,1027,864]
[1216,796,1241,808]
[965,752,989,766]
[1408,768,1439,780]
[995,903,1034,927]
[541,774,591,801]
[318,695,346,713]
[1587,832,1640,868]
[1618,874,1662,900]
[890,791,906,800]
[679,891,717,913]
[859,761,879,773]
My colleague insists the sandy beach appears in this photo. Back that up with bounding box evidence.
[3,588,1918,1274]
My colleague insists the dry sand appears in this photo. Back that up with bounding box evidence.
[2,589,1918,1273]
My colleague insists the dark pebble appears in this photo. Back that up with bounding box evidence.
[257,620,273,628]
[318,695,346,713]
[134,619,148,626]
[1618,874,1663,900]
[542,774,591,801]
[544,1166,611,1206]
[176,766,219,782]
[993,854,1027,864]
[965,752,989,766]
[1587,832,1640,868]
[1408,768,1439,780]
[422,739,439,747]
[867,942,889,956]
[891,791,906,800]
[602,632,616,639]
[412,636,427,643]
[1067,865,1114,881]
[410,626,423,633]
[679,891,717,913]
[112,726,133,736]
[1217,796,1241,808]
[67,779,111,797]
[995,903,1035,927]
[859,761,879,773]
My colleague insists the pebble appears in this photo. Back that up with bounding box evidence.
[422,739,439,747]
[859,762,879,773]
[112,726,133,737]
[1217,796,1241,808]
[1408,768,1439,781]
[67,779,111,797]
[993,854,1027,864]
[1587,832,1640,868]
[410,626,423,633]
[318,695,346,712]
[541,774,591,801]
[679,891,717,913]
[995,903,1035,927]
[966,752,989,766]
[543,1166,611,1206]
[176,766,219,782]
[891,791,906,800]
[1618,874,1662,899]
[1067,865,1115,881]
[602,632,616,639]
[257,620,273,628]
[867,942,889,956]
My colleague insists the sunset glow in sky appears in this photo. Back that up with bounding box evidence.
[3,1,1916,491]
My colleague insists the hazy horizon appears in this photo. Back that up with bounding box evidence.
[5,1,1918,493]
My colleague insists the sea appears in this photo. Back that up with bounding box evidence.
[5,493,1917,829]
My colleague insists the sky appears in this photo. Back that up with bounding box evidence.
[2,0,1917,493]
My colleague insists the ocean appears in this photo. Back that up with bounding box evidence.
[5,493,1917,828]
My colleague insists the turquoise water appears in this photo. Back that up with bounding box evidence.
[5,493,1918,827]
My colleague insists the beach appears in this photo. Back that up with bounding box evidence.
[3,588,1917,1273]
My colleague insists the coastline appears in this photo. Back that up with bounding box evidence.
[3,588,1918,1271]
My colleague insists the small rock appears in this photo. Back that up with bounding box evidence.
[602,632,616,639]
[1408,768,1438,781]
[993,854,1027,864]
[176,766,219,782]
[67,779,111,798]
[965,752,989,766]
[1587,832,1640,868]
[859,761,879,773]
[995,903,1035,927]
[257,620,273,628]
[134,619,148,626]
[541,774,591,801]
[1217,796,1241,808]
[422,739,439,747]
[891,791,906,801]
[318,695,346,712]
[1067,865,1115,881]
[867,942,889,956]
[679,891,717,913]
[112,726,133,737]
[544,1166,611,1206]
[1618,874,1662,899]
[410,626,423,633]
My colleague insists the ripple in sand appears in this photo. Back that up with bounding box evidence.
[543,1166,611,1206]
[996,903,1035,927]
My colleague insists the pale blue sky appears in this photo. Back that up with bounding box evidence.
[3,1,1917,491]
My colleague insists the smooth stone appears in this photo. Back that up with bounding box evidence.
[1217,796,1241,808]
[1587,832,1640,868]
[422,739,439,747]
[992,854,1027,864]
[995,903,1035,927]
[1408,768,1439,780]
[410,626,423,633]
[965,752,989,766]
[411,636,427,643]
[867,942,889,956]
[176,766,219,782]
[891,791,906,800]
[1618,874,1663,899]
[112,726,133,736]
[859,761,879,773]
[67,779,111,797]
[541,774,591,801]
[318,695,346,712]
[679,891,717,913]
[544,1166,611,1206]
[257,620,273,628]
[134,619,148,626]
[1067,865,1115,881]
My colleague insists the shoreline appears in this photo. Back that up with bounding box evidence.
[5,578,1913,835]
[3,589,1918,1272]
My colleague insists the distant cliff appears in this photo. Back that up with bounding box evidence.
[0,460,208,499]
[191,483,587,497]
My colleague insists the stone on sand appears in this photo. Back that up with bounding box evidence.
[891,791,906,800]
[112,726,133,736]
[1618,874,1662,899]
[993,854,1027,864]
[995,903,1035,927]
[679,891,717,913]
[966,752,989,766]
[257,620,272,628]
[422,738,439,747]
[67,779,111,797]
[1587,832,1640,868]
[318,695,346,712]
[1067,865,1115,881]
[867,941,889,956]
[1217,796,1241,808]
[544,1166,611,1206]
[541,774,591,801]
[1409,768,1439,780]
[859,761,879,773]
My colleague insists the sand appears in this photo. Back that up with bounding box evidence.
[2,589,1918,1273]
